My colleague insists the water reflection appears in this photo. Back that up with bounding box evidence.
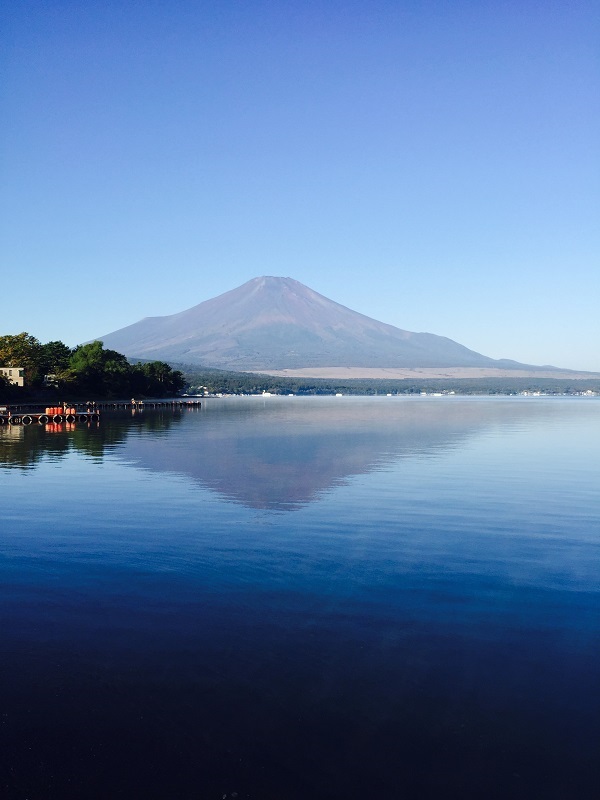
[1,397,593,509]
[0,412,180,469]
[1,397,599,800]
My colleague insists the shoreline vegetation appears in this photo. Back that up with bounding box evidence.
[0,333,185,402]
[1,333,599,402]
[177,366,600,397]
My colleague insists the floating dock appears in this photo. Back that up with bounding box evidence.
[0,406,99,425]
[0,399,201,425]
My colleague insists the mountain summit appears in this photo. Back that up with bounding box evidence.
[94,276,525,371]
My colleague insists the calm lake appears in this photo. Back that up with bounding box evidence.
[1,396,599,799]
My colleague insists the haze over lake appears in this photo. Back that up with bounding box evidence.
[1,397,599,799]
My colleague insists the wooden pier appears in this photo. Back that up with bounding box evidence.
[91,399,202,411]
[0,398,201,425]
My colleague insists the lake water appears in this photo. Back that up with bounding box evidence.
[1,396,599,799]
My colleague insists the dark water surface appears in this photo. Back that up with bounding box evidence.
[1,396,599,799]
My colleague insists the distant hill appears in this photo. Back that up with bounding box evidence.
[94,276,553,372]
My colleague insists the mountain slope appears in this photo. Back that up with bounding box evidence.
[94,276,532,370]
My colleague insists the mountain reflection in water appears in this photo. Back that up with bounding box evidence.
[0,396,568,509]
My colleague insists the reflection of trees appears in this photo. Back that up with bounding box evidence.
[0,425,49,469]
[0,412,183,470]
[0,422,82,468]
[129,411,180,433]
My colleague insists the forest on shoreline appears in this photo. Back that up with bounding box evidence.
[178,365,600,397]
[0,333,185,401]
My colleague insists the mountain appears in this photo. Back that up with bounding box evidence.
[93,276,536,371]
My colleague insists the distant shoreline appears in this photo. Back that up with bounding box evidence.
[258,366,600,381]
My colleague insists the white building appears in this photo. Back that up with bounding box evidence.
[0,366,25,387]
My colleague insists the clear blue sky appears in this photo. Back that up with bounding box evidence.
[2,0,598,370]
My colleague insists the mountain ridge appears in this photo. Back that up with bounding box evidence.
[93,276,555,372]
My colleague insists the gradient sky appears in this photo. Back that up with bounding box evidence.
[2,0,598,370]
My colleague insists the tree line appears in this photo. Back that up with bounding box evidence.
[181,365,600,396]
[0,333,185,399]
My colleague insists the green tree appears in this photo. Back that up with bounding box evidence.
[40,340,72,374]
[138,361,186,395]
[0,332,44,385]
[0,371,14,401]
[67,344,184,397]
[69,341,130,395]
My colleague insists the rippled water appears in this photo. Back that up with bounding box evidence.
[1,396,599,799]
